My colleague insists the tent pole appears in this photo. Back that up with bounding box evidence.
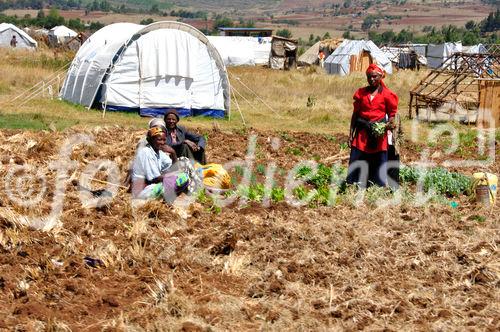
[102,94,108,119]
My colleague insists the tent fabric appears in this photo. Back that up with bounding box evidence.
[270,36,298,70]
[426,42,462,69]
[49,26,77,38]
[324,39,392,76]
[48,25,77,45]
[60,21,230,118]
[0,23,37,49]
[138,29,198,79]
[298,41,321,66]
[463,44,487,54]
[207,36,271,66]
[298,39,344,67]
[380,46,427,67]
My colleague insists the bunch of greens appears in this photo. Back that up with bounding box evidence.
[399,166,472,196]
[371,122,387,137]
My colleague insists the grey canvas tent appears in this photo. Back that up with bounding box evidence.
[0,23,37,49]
[324,39,392,76]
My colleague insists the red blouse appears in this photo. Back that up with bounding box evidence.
[351,86,398,153]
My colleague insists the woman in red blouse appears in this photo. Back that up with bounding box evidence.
[346,64,398,187]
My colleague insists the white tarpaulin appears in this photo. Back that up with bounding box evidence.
[426,42,462,69]
[324,39,392,76]
[60,21,230,118]
[0,23,37,49]
[138,29,198,79]
[463,44,487,54]
[207,36,271,66]
[48,25,77,45]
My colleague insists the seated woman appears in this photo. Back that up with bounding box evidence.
[131,127,189,202]
[164,109,207,164]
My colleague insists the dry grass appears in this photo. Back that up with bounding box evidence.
[0,47,428,136]
[0,124,497,330]
[0,49,498,331]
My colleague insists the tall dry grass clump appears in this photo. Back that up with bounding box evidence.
[229,66,427,133]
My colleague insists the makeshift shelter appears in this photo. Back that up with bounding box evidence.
[298,38,343,66]
[270,36,298,70]
[324,39,392,76]
[60,21,230,118]
[48,25,77,47]
[426,42,462,69]
[380,45,427,70]
[63,32,87,52]
[207,36,271,66]
[34,28,49,37]
[409,52,499,127]
[0,23,37,49]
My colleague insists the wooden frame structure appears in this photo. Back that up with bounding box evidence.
[409,52,500,122]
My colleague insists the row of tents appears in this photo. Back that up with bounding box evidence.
[298,39,491,74]
[0,23,78,49]
[5,19,495,121]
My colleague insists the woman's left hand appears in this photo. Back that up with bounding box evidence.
[386,117,396,130]
[185,139,199,151]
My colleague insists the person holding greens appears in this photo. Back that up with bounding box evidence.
[346,63,399,188]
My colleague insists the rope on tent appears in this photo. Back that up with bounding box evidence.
[230,86,246,127]
[4,62,71,110]
[231,84,273,119]
[231,84,282,120]
[228,72,282,118]
[17,69,68,109]
[7,61,71,106]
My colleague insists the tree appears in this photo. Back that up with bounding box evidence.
[89,21,104,31]
[463,31,479,45]
[342,30,351,39]
[276,29,292,38]
[465,20,476,31]
[44,8,64,28]
[480,9,500,33]
[214,15,233,29]
[150,4,160,14]
[100,0,111,12]
[68,18,85,31]
[322,31,331,40]
[381,30,396,43]
[36,9,45,19]
[362,15,376,31]
[140,18,154,25]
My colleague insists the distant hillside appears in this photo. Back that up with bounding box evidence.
[106,0,282,11]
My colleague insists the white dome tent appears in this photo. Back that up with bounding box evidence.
[0,23,37,49]
[60,21,230,118]
[324,39,392,76]
[48,25,78,46]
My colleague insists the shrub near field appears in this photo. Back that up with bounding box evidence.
[0,49,499,330]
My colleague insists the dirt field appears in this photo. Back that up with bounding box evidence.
[0,125,498,330]
[0,39,498,330]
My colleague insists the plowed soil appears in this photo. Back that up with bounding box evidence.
[0,127,498,331]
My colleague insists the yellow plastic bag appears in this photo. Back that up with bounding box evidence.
[196,163,232,189]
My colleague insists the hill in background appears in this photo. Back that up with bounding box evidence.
[1,0,497,39]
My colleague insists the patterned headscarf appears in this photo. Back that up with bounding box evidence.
[148,126,165,137]
[148,118,166,129]
[366,63,386,87]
